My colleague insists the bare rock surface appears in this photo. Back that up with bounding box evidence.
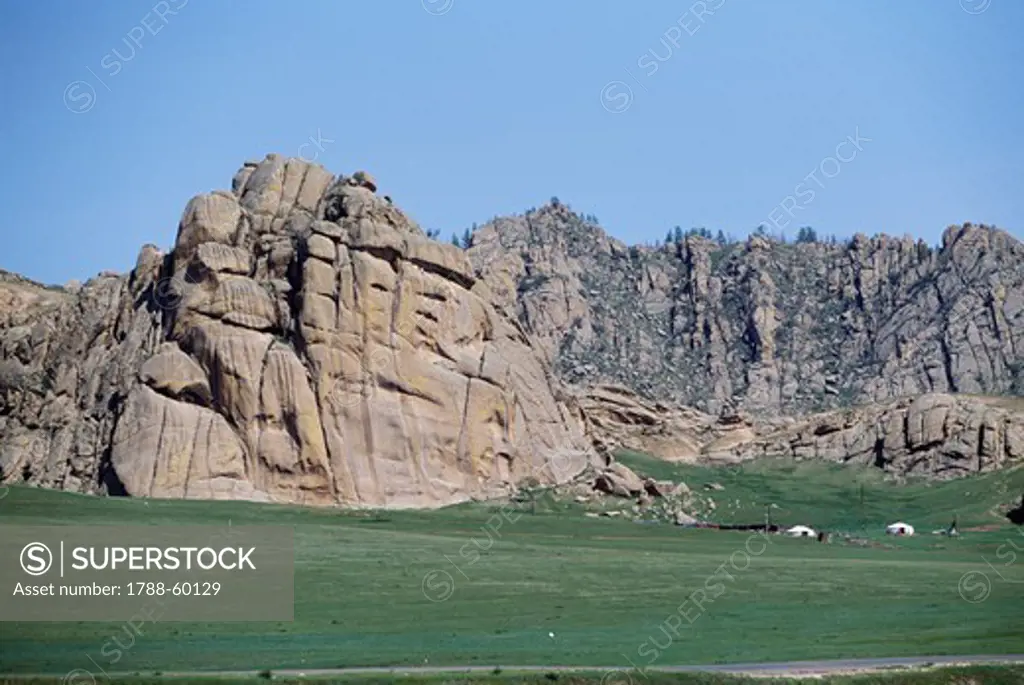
[3,165,1024,502]
[576,384,1024,479]
[468,204,1024,417]
[0,156,592,507]
[593,460,645,497]
[721,393,1024,478]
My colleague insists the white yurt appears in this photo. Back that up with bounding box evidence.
[885,522,915,536]
[786,525,817,537]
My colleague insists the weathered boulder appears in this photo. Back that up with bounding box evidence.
[643,478,678,498]
[594,461,645,497]
[674,511,698,526]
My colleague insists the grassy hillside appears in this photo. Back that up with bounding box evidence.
[0,457,1022,675]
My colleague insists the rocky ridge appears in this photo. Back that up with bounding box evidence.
[468,203,1024,418]
[2,159,1024,506]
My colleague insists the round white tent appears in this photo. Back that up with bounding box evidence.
[885,522,915,536]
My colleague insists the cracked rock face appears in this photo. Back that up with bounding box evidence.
[468,205,1024,417]
[576,386,1024,479]
[3,159,1023,499]
[0,155,591,508]
[720,393,1024,478]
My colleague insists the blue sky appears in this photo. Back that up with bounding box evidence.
[1,0,1021,285]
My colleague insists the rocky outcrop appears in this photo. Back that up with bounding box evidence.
[0,155,592,508]
[577,384,714,462]
[468,204,1024,417]
[577,385,1024,479]
[472,204,1023,481]
[723,393,1024,478]
[593,460,645,497]
[3,163,1023,501]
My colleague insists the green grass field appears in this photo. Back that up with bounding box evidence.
[1,457,1023,676]
[613,450,1024,533]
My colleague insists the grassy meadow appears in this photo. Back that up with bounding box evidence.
[0,456,1022,675]
[613,450,1024,533]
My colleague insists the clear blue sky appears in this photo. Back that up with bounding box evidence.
[1,0,1021,285]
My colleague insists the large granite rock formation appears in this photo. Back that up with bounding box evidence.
[0,155,592,508]
[468,203,1024,417]
[3,161,1023,501]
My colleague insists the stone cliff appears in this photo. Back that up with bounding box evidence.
[468,203,1024,418]
[0,156,592,507]
[3,161,1023,502]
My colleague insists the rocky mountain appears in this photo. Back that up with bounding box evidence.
[467,203,1024,418]
[0,155,592,508]
[2,156,1023,506]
